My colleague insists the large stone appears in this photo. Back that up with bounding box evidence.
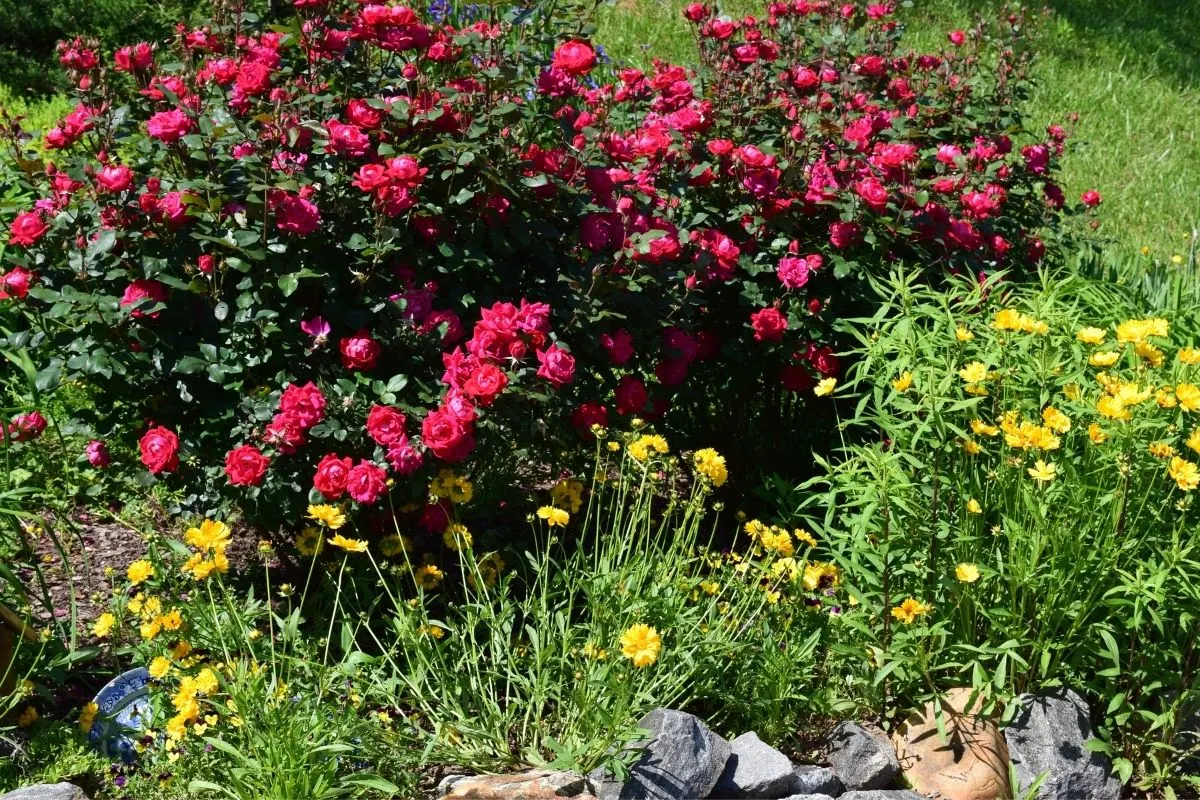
[712,731,797,798]
[838,792,926,800]
[825,722,899,790]
[791,765,842,797]
[779,795,837,800]
[596,709,731,800]
[439,771,591,799]
[0,786,90,800]
[1004,689,1121,800]
[892,687,1010,800]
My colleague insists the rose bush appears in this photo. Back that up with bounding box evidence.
[0,0,1087,530]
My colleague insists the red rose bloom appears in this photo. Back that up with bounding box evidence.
[279,382,326,429]
[146,108,195,143]
[7,411,47,442]
[339,330,381,371]
[120,279,170,319]
[366,404,407,446]
[96,165,135,192]
[346,460,387,504]
[750,307,788,342]
[536,344,576,388]
[9,211,49,247]
[225,444,270,486]
[236,61,272,96]
[421,407,475,462]
[571,402,609,436]
[313,453,354,499]
[463,362,508,406]
[0,267,34,300]
[1080,189,1102,207]
[614,375,649,415]
[139,425,179,474]
[264,412,307,453]
[551,40,597,77]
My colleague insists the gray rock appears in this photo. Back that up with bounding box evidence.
[437,775,469,796]
[1004,689,1122,800]
[838,792,926,800]
[792,765,842,797]
[712,732,797,798]
[779,795,836,800]
[825,723,899,790]
[0,785,90,800]
[596,709,731,800]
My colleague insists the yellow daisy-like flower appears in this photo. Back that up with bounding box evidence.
[536,505,570,528]
[891,371,913,392]
[1027,459,1057,483]
[628,434,669,461]
[961,438,982,455]
[1149,441,1177,459]
[414,563,444,590]
[1186,429,1200,455]
[1096,395,1130,421]
[149,656,173,680]
[1157,388,1179,409]
[1089,351,1120,368]
[296,527,324,557]
[619,623,662,668]
[692,448,728,487]
[890,597,932,624]
[1179,347,1200,365]
[443,522,473,551]
[379,534,413,558]
[551,479,585,513]
[966,498,982,514]
[970,419,1000,437]
[307,504,346,530]
[17,706,38,727]
[418,624,445,640]
[582,642,608,660]
[93,612,116,639]
[1076,327,1106,345]
[328,534,368,553]
[78,701,99,733]
[1116,317,1169,344]
[127,559,155,586]
[955,563,981,583]
[793,528,817,548]
[1169,457,1200,491]
[1178,384,1200,412]
[185,519,231,552]
[1041,407,1071,434]
[955,326,974,342]
[814,377,837,397]
[958,361,989,384]
[1136,341,1164,368]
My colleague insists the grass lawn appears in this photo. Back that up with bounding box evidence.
[595,0,1200,260]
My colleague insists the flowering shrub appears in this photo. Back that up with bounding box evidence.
[795,270,1200,791]
[0,0,1086,529]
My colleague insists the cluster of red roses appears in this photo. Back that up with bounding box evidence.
[0,0,1087,523]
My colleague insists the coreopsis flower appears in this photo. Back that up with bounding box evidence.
[550,479,585,512]
[619,623,662,668]
[958,361,989,383]
[892,371,913,392]
[1096,395,1130,421]
[296,527,324,556]
[1149,441,1177,459]
[149,656,172,679]
[891,597,932,624]
[955,563,981,583]
[414,563,444,590]
[1178,384,1200,412]
[78,701,99,732]
[628,434,669,461]
[93,612,116,638]
[328,534,368,553]
[185,519,231,552]
[127,559,155,586]
[971,419,1000,437]
[814,377,837,397]
[962,438,982,455]
[379,535,413,558]
[794,528,817,548]
[536,506,569,527]
[1179,347,1200,365]
[1027,459,1057,483]
[306,504,346,529]
[1087,423,1108,444]
[966,498,982,514]
[1169,457,1200,491]
[1187,429,1200,454]
[1076,327,1106,345]
[1041,407,1071,434]
[1089,351,1120,367]
[443,522,473,551]
[955,326,975,342]
[693,448,728,486]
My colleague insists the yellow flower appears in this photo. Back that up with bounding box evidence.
[1063,382,1082,401]
[619,623,662,668]
[1186,429,1200,455]
[1157,388,1179,409]
[414,563,444,590]
[93,612,116,639]
[379,534,413,558]
[1136,341,1164,367]
[966,498,982,514]
[1116,317,1168,344]
[551,479,585,513]
[185,519,231,553]
[1076,327,1106,345]
[992,308,1024,331]
[296,527,324,557]
[170,640,193,660]
[1169,457,1200,491]
[759,527,794,557]
[892,371,913,392]
[307,504,346,530]
[890,598,932,624]
[955,326,974,342]
[1179,347,1200,365]
[127,559,155,586]
[958,361,989,384]
[328,534,368,553]
[149,656,173,679]
[158,609,183,632]
[536,506,570,527]
[1178,384,1200,412]
[1027,459,1057,483]
[78,701,99,732]
[771,557,801,582]
[443,522,473,551]
[814,377,837,397]
[418,624,445,639]
[793,528,817,548]
[17,706,38,727]
[628,434,669,461]
[582,642,608,660]
[1089,351,1121,367]
[693,448,728,487]
[1096,395,1130,421]
[970,419,1000,437]
[1041,407,1071,434]
[961,438,982,455]
[1149,441,1177,459]
[955,563,981,583]
[803,561,841,591]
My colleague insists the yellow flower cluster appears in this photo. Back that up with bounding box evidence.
[993,309,1049,335]
[619,623,662,668]
[167,667,221,742]
[536,505,570,527]
[128,592,184,642]
[429,469,473,504]
[551,479,585,512]
[1000,410,1063,451]
[628,434,669,461]
[891,597,932,624]
[692,448,728,487]
[182,520,231,580]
